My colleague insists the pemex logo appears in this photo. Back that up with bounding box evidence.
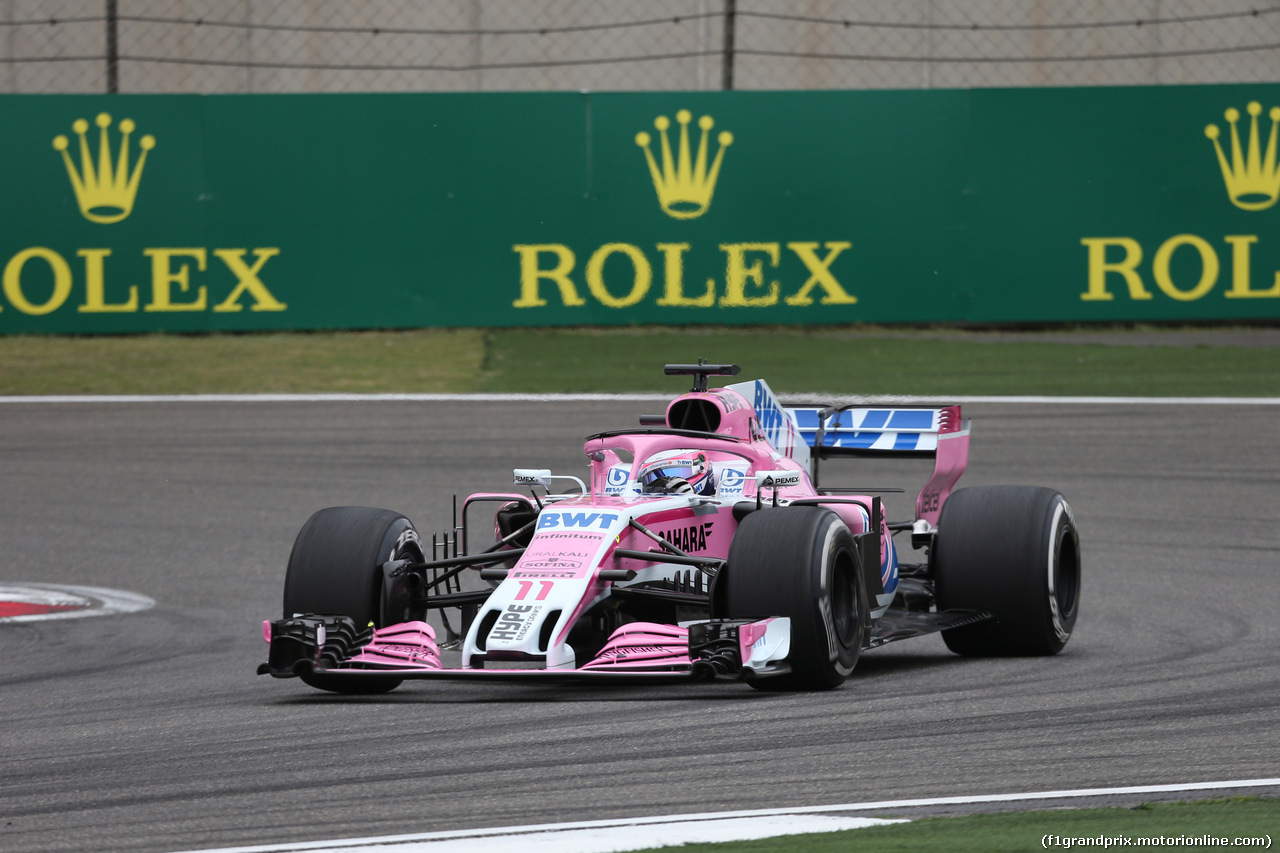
[635,109,732,219]
[1205,101,1280,211]
[52,113,155,224]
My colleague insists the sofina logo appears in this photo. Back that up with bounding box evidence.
[635,109,732,220]
[1204,101,1280,211]
[52,113,155,224]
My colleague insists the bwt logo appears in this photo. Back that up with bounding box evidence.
[605,466,631,492]
[537,511,621,531]
[719,467,746,495]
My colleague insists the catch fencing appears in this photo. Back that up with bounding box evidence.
[3,0,1280,95]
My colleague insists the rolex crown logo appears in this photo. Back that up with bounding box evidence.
[1205,101,1280,211]
[635,109,733,220]
[53,113,156,224]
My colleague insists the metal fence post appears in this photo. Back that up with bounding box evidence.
[722,0,735,91]
[105,0,119,93]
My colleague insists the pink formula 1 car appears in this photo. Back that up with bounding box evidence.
[259,362,1080,692]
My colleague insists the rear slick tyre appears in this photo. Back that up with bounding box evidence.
[723,507,863,691]
[933,486,1080,656]
[283,506,425,694]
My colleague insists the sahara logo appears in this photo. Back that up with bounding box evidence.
[1204,101,1280,211]
[52,113,155,224]
[635,109,732,220]
[1077,101,1280,304]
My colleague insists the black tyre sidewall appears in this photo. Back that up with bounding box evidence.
[934,486,1081,656]
[282,506,423,695]
[283,506,421,627]
[723,507,862,690]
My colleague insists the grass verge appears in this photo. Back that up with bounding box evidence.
[0,329,485,395]
[0,326,1276,396]
[653,797,1278,853]
[478,327,1280,396]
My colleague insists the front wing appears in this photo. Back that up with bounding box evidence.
[258,606,994,686]
[257,615,794,684]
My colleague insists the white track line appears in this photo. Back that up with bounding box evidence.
[175,778,1280,853]
[2,393,1280,405]
[0,583,155,623]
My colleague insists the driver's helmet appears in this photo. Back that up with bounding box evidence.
[638,450,716,496]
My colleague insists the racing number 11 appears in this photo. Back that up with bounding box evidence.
[515,580,554,601]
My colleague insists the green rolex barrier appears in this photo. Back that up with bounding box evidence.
[1,86,1279,334]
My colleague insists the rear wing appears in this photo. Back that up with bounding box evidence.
[787,404,971,528]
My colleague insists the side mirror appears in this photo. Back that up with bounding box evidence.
[514,469,587,494]
[513,468,552,489]
[755,470,801,489]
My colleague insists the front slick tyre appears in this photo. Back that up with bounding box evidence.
[934,486,1081,656]
[283,506,424,694]
[724,507,863,691]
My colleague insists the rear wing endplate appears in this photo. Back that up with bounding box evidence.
[788,404,971,527]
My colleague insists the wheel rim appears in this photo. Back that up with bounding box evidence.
[1053,524,1080,620]
[380,527,426,626]
[830,548,860,650]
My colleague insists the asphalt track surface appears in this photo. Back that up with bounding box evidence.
[1,398,1278,853]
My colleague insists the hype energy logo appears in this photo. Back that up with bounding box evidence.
[1079,100,1280,305]
[0,112,286,323]
[511,107,858,315]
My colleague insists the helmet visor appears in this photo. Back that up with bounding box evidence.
[642,463,699,483]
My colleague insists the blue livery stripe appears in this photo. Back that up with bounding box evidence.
[788,406,949,454]
[893,432,921,450]
[793,409,822,429]
[838,432,882,449]
[887,410,935,430]
[858,410,890,429]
